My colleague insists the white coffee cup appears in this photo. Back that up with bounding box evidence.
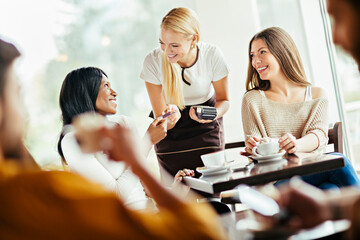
[73,112,116,153]
[201,150,226,167]
[252,141,280,156]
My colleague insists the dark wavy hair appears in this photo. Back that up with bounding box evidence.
[57,67,107,160]
[348,0,360,9]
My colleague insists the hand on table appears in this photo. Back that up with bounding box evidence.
[276,177,332,229]
[245,136,261,155]
[189,107,215,124]
[172,169,195,194]
[173,169,195,184]
[279,133,297,154]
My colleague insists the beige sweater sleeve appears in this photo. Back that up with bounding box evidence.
[241,91,264,141]
[241,90,329,152]
[302,98,329,150]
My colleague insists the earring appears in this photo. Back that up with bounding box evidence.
[191,44,195,49]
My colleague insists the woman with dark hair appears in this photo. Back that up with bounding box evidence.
[57,67,178,210]
[0,37,226,239]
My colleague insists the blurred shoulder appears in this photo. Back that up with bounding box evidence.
[242,90,262,108]
[311,86,328,99]
[243,89,261,100]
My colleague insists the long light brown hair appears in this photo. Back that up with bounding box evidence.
[161,7,200,109]
[246,27,310,91]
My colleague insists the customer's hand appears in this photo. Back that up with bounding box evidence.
[99,124,144,167]
[245,136,261,155]
[172,169,195,195]
[146,118,167,144]
[173,169,195,184]
[189,107,215,124]
[279,133,297,153]
[277,177,332,229]
[164,104,181,128]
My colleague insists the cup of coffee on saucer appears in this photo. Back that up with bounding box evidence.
[252,138,285,162]
[197,151,229,176]
[201,150,226,167]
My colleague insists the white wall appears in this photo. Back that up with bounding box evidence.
[182,0,261,142]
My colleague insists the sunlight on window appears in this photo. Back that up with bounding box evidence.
[0,0,189,171]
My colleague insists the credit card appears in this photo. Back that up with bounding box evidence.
[161,111,175,119]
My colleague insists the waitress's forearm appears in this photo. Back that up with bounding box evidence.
[296,133,319,152]
[214,100,229,119]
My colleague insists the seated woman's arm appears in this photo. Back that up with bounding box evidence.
[241,92,263,154]
[280,133,320,153]
[280,87,329,153]
[97,125,189,206]
[142,118,167,157]
[61,132,140,203]
[108,115,167,158]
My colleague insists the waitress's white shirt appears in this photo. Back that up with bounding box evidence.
[140,41,230,105]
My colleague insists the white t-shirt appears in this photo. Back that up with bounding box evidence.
[140,42,230,105]
[61,115,155,211]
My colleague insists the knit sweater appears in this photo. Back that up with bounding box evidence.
[241,90,329,152]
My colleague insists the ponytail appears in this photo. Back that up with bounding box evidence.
[161,53,185,109]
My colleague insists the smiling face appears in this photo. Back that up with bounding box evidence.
[95,75,117,115]
[159,28,197,66]
[250,39,283,81]
[327,0,360,65]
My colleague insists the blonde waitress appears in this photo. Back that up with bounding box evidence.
[140,8,230,177]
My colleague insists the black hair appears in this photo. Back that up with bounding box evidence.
[348,0,360,10]
[57,67,107,160]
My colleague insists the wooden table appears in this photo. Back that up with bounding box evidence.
[183,149,345,194]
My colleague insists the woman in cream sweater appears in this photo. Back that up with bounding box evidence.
[242,27,360,189]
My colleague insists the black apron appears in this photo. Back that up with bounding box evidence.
[153,95,224,177]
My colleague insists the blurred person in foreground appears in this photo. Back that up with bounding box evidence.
[0,38,227,239]
[276,0,360,239]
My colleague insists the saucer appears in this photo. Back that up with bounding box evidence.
[196,165,230,176]
[250,150,286,162]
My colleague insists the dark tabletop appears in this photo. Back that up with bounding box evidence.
[184,149,345,194]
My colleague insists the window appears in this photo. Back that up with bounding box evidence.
[0,0,192,171]
[253,0,359,165]
[2,0,358,171]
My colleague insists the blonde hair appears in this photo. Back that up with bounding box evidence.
[246,27,310,91]
[161,7,200,109]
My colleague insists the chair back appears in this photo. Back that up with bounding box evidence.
[224,141,245,149]
[328,122,343,153]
